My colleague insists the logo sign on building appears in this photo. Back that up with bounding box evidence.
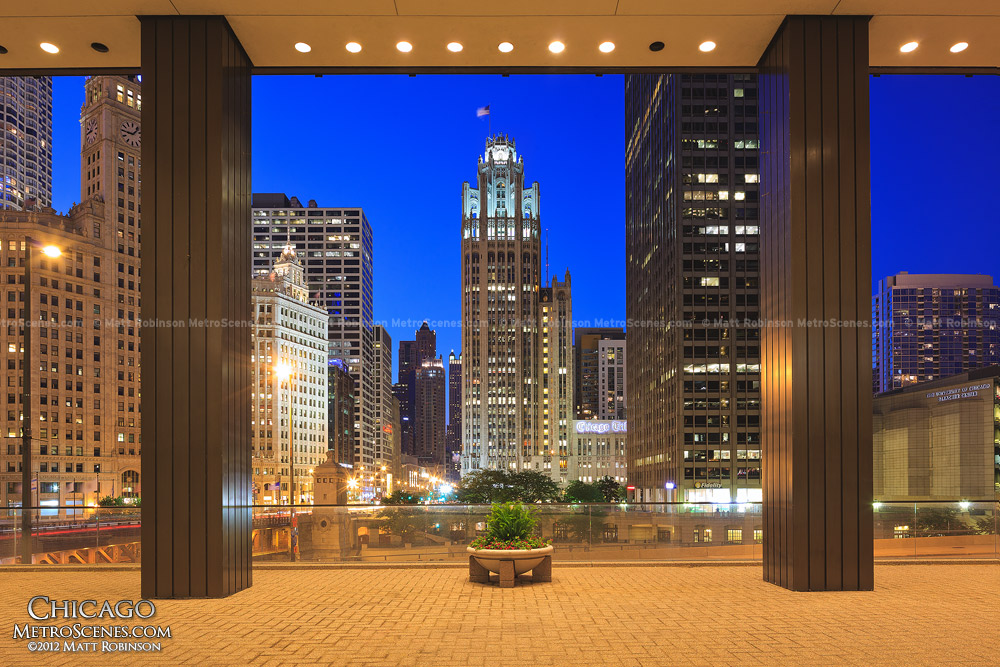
[574,420,627,435]
[925,382,991,403]
[694,482,723,489]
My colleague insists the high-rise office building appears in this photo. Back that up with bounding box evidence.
[446,351,462,481]
[416,321,436,366]
[461,135,541,474]
[574,328,626,420]
[395,340,417,456]
[536,272,573,484]
[415,357,447,466]
[872,272,1000,394]
[1,75,144,508]
[251,246,328,504]
[0,76,52,210]
[0,201,128,509]
[395,322,436,459]
[597,338,627,420]
[327,358,354,468]
[251,194,377,487]
[625,73,762,503]
[372,324,394,496]
[81,75,143,473]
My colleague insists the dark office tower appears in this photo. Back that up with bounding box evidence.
[416,321,436,365]
[415,358,447,466]
[446,352,462,472]
[461,134,541,474]
[328,359,355,467]
[872,272,1000,394]
[625,73,762,504]
[395,340,417,456]
[574,328,626,420]
[0,77,52,210]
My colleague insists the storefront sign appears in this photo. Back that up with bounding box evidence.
[574,420,627,435]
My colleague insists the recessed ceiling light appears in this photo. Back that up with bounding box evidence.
[345,42,362,54]
[949,41,968,53]
[90,42,109,53]
[599,41,615,54]
[40,42,59,54]
[900,41,918,53]
[548,41,565,54]
[498,42,514,53]
[396,41,413,53]
[649,41,665,52]
[698,41,716,53]
[294,42,311,53]
[447,42,463,53]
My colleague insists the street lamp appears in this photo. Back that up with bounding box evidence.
[275,359,296,561]
[20,239,60,564]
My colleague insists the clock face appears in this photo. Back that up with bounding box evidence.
[119,120,140,148]
[491,146,509,162]
[85,118,99,145]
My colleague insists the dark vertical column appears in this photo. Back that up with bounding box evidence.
[140,15,252,598]
[758,15,873,592]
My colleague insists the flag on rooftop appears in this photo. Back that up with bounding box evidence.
[476,105,490,117]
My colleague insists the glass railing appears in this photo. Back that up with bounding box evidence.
[0,506,141,565]
[1,501,996,565]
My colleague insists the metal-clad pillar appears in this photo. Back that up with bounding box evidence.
[759,15,874,591]
[140,15,252,598]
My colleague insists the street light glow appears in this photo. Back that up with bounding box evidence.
[42,245,61,258]
[275,361,292,380]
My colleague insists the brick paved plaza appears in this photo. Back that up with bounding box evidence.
[1,563,997,666]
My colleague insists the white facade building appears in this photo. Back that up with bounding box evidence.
[252,245,329,504]
[252,194,376,485]
[569,420,628,484]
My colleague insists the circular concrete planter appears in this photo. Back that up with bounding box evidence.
[467,544,554,575]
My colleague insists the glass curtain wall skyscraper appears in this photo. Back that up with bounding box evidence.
[625,73,762,503]
[0,76,52,211]
[872,272,1000,394]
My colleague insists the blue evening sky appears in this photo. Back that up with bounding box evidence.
[50,74,1000,385]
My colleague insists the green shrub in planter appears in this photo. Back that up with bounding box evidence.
[469,502,552,550]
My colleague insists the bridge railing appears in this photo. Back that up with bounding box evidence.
[1,500,997,565]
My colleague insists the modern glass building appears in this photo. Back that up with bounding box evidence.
[872,272,1000,394]
[625,73,762,503]
[0,76,52,211]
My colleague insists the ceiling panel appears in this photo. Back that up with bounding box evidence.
[394,0,618,16]
[0,1,173,17]
[869,16,1000,67]
[168,1,397,16]
[834,0,1000,16]
[0,17,140,69]
[0,6,997,69]
[228,15,781,68]
[616,1,839,16]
